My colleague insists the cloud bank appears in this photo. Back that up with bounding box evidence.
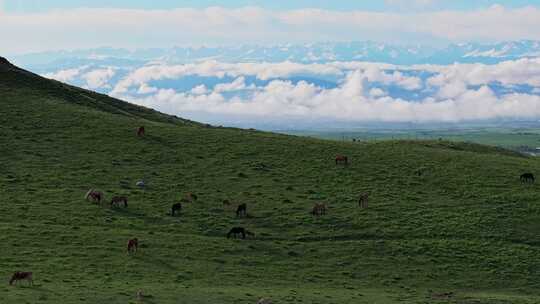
[42,58,540,127]
[3,5,540,54]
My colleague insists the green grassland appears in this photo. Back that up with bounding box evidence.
[2,58,540,303]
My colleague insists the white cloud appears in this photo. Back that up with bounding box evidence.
[111,61,344,95]
[114,75,540,124]
[107,59,540,124]
[43,67,85,82]
[385,0,437,9]
[369,88,386,97]
[214,77,248,93]
[3,5,540,54]
[137,83,158,94]
[361,66,422,90]
[82,67,115,89]
[42,57,540,125]
[110,61,428,96]
[191,85,208,95]
[427,58,540,88]
[436,80,467,99]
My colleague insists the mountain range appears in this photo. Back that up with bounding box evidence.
[13,40,540,72]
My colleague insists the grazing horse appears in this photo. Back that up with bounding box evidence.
[111,196,128,207]
[311,203,327,216]
[9,272,33,286]
[335,155,349,166]
[171,203,182,216]
[227,227,254,239]
[85,189,103,204]
[358,193,369,209]
[236,203,247,217]
[520,173,535,183]
[137,126,145,137]
[127,238,138,253]
[258,299,273,304]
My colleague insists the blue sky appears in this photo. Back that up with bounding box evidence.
[3,0,540,12]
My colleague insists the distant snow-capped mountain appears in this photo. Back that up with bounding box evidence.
[12,40,540,72]
[427,40,540,64]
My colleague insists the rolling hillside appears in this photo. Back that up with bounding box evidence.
[1,56,540,303]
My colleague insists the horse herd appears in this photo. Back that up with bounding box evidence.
[84,189,127,208]
[8,126,537,304]
[83,186,370,241]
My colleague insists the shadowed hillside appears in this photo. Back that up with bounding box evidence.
[1,57,540,303]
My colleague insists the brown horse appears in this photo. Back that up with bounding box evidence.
[137,126,145,137]
[236,203,247,217]
[127,238,138,253]
[358,193,369,209]
[335,155,349,166]
[111,196,128,207]
[311,203,327,216]
[85,189,103,204]
[9,271,33,286]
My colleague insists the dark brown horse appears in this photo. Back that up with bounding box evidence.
[9,272,33,286]
[311,203,327,216]
[236,203,247,217]
[127,238,138,253]
[520,173,535,183]
[227,227,254,239]
[358,193,369,209]
[111,196,128,207]
[335,155,349,166]
[137,126,145,137]
[171,203,182,216]
[85,189,103,204]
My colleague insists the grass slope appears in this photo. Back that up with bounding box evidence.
[1,57,540,303]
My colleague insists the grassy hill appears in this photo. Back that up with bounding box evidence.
[1,56,540,303]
